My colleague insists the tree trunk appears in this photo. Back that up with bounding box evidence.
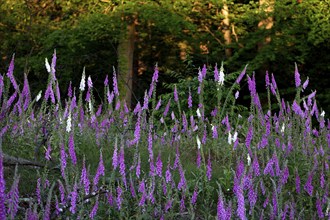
[117,19,136,108]
[258,0,275,50]
[221,0,232,58]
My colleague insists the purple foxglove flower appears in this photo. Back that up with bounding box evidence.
[138,189,147,207]
[71,95,77,111]
[68,133,77,165]
[7,173,19,219]
[113,68,119,96]
[217,194,226,220]
[7,91,17,109]
[156,153,163,177]
[174,85,179,102]
[116,186,123,210]
[264,157,274,176]
[221,115,231,132]
[182,112,188,132]
[155,98,162,110]
[316,199,324,218]
[96,104,102,117]
[106,191,114,207]
[60,143,67,178]
[130,114,141,146]
[81,158,90,195]
[212,125,218,139]
[104,74,109,86]
[236,65,247,84]
[248,185,257,209]
[188,91,193,108]
[252,155,260,176]
[272,193,278,216]
[138,180,145,194]
[281,204,289,220]
[265,71,270,87]
[211,108,217,117]
[130,178,136,198]
[304,172,314,196]
[165,199,173,212]
[119,145,127,187]
[152,65,159,82]
[214,63,219,81]
[6,55,19,91]
[320,171,325,188]
[55,81,61,102]
[280,167,289,185]
[180,196,186,212]
[133,102,141,115]
[292,100,304,117]
[302,77,309,90]
[207,153,212,181]
[0,75,3,103]
[107,90,114,104]
[236,186,246,220]
[58,181,65,204]
[89,197,99,219]
[67,81,72,98]
[236,160,245,179]
[191,186,198,205]
[263,197,269,208]
[22,73,31,110]
[85,88,91,102]
[294,63,301,88]
[201,64,207,78]
[112,140,118,170]
[93,151,105,186]
[245,126,253,149]
[142,91,149,110]
[161,180,167,196]
[136,154,141,179]
[164,99,171,117]
[165,164,172,183]
[70,182,78,214]
[177,165,186,191]
[45,143,52,161]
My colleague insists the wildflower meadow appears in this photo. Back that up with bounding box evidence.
[0,51,329,219]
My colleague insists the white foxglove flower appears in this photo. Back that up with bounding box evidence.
[88,100,93,113]
[247,154,251,166]
[66,112,72,133]
[281,123,285,133]
[196,135,201,149]
[321,111,325,117]
[218,62,225,86]
[228,132,232,144]
[233,131,238,143]
[196,108,201,118]
[79,67,86,91]
[45,58,51,73]
[36,90,42,102]
[87,75,93,88]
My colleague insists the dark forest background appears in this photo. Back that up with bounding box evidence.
[1,0,329,113]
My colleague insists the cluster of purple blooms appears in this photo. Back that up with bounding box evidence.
[0,51,329,219]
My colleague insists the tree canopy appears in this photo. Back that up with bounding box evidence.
[1,0,329,111]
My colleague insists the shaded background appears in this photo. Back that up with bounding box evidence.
[0,0,329,113]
